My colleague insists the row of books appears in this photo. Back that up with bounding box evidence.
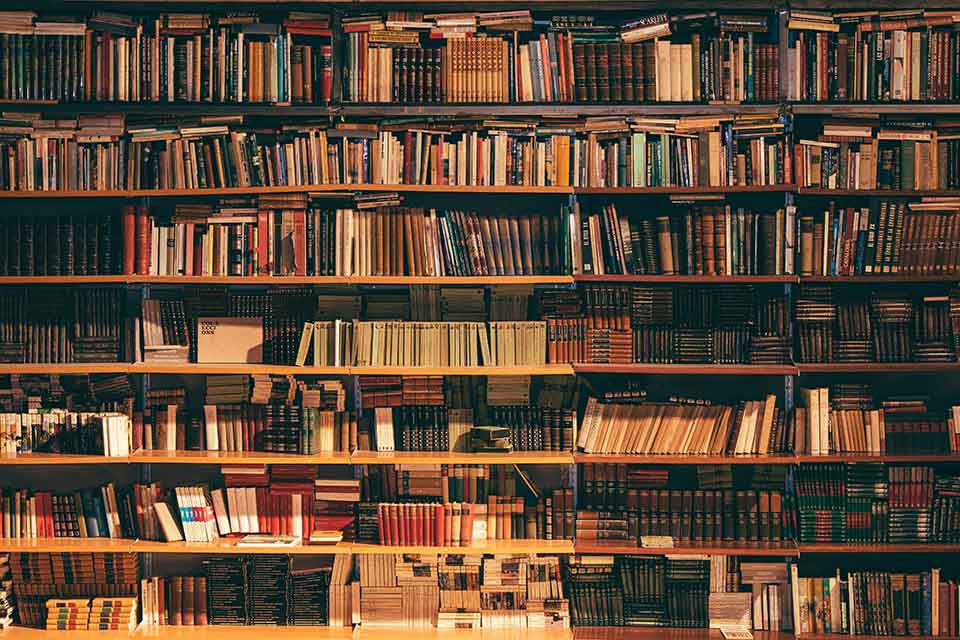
[0,11,333,103]
[566,555,711,627]
[343,29,778,104]
[577,393,789,456]
[0,410,132,456]
[139,576,208,626]
[131,202,574,277]
[0,287,127,364]
[0,113,790,191]
[143,394,351,455]
[798,199,960,276]
[542,284,791,365]
[22,198,960,279]
[792,569,955,637]
[296,320,547,368]
[579,203,796,277]
[794,285,960,364]
[577,494,789,544]
[794,463,959,543]
[795,386,960,455]
[0,215,119,277]
[796,118,960,191]
[786,10,960,103]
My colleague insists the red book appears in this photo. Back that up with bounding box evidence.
[257,210,270,274]
[293,209,307,276]
[256,487,267,534]
[411,504,419,545]
[182,222,194,276]
[421,503,430,546]
[320,44,333,102]
[377,504,386,545]
[270,493,280,535]
[443,504,453,546]
[434,504,444,547]
[460,503,473,546]
[403,132,414,184]
[135,206,150,274]
[121,205,135,275]
[388,503,400,545]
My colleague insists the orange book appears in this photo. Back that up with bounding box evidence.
[443,503,453,546]
[460,503,473,545]
[434,504,444,546]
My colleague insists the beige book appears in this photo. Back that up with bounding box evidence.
[576,397,599,451]
[296,322,314,366]
[756,395,777,455]
[197,317,263,363]
[656,39,671,101]
[818,387,830,455]
[153,503,184,542]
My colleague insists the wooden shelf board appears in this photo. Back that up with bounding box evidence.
[0,453,128,465]
[574,454,796,465]
[0,625,354,640]
[351,450,573,465]
[797,188,960,197]
[0,184,573,199]
[574,275,797,284]
[577,185,795,195]
[0,363,131,374]
[0,538,574,555]
[796,454,960,463]
[573,364,797,375]
[0,185,799,200]
[575,629,792,640]
[797,362,960,374]
[792,102,960,115]
[9,451,956,466]
[126,363,351,375]
[348,539,574,555]
[798,543,960,553]
[129,450,352,465]
[0,276,130,284]
[801,275,960,283]
[0,537,136,553]
[0,275,574,285]
[574,541,799,556]
[350,365,572,376]
[129,540,355,554]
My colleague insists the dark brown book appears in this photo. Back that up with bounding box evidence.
[596,44,610,102]
[584,43,597,101]
[609,44,622,101]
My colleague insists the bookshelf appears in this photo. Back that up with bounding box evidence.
[2,3,960,639]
